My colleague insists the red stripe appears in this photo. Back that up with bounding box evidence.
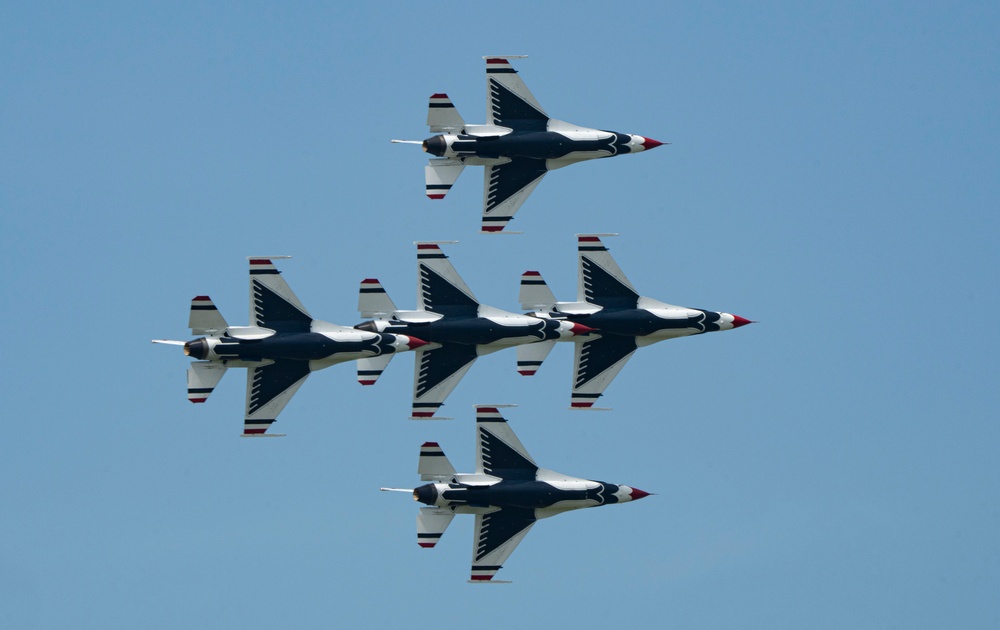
[192,296,211,302]
[359,380,375,386]
[189,397,206,403]
[244,428,267,434]
[477,407,499,415]
[430,93,448,99]
[422,442,440,448]
[522,270,540,277]
[416,244,440,250]
[571,402,593,408]
[412,411,435,418]
[418,542,436,548]
[248,259,271,265]
[577,236,600,242]
[485,58,508,65]
[361,278,380,285]
[481,225,503,232]
[518,370,536,376]
[427,193,445,199]
[470,575,493,581]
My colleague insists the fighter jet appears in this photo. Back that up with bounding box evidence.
[520,235,753,410]
[393,56,664,233]
[354,242,592,419]
[152,257,427,436]
[381,405,650,582]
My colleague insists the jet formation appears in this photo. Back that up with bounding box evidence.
[381,405,649,582]
[521,234,753,409]
[394,56,663,233]
[153,257,426,436]
[355,241,592,419]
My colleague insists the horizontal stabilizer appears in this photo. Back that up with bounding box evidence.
[187,361,227,403]
[418,507,455,549]
[519,271,556,310]
[427,93,465,132]
[516,340,554,376]
[359,278,397,318]
[357,354,393,386]
[419,441,456,481]
[189,296,228,335]
[425,158,465,200]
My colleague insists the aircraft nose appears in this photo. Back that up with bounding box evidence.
[569,322,596,336]
[400,335,428,350]
[730,315,754,329]
[628,487,651,501]
[640,136,664,150]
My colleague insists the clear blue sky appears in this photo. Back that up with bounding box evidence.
[2,2,998,628]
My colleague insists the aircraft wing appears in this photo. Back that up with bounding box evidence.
[475,405,537,478]
[243,359,311,435]
[481,158,548,233]
[248,257,312,333]
[485,57,547,129]
[470,507,537,582]
[577,235,639,308]
[410,345,479,419]
[570,334,638,410]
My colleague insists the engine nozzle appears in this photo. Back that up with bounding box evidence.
[422,135,447,157]
[183,338,210,360]
[413,483,439,506]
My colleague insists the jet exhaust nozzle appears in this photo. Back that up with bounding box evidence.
[423,135,447,157]
[184,338,210,360]
[413,483,439,506]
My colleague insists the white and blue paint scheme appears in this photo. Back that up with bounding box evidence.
[153,257,426,436]
[381,405,650,582]
[520,235,753,410]
[393,57,664,233]
[355,242,592,420]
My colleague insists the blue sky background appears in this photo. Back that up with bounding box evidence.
[2,2,998,627]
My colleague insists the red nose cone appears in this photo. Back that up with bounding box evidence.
[406,336,428,350]
[641,137,664,150]
[570,322,596,335]
[731,315,753,329]
[629,487,651,500]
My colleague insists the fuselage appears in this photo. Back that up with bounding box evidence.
[184,327,417,364]
[414,476,641,512]
[560,307,745,341]
[357,313,581,348]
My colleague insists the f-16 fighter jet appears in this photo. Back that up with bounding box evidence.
[153,257,427,436]
[354,242,592,419]
[520,235,753,410]
[392,56,663,233]
[381,405,650,582]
